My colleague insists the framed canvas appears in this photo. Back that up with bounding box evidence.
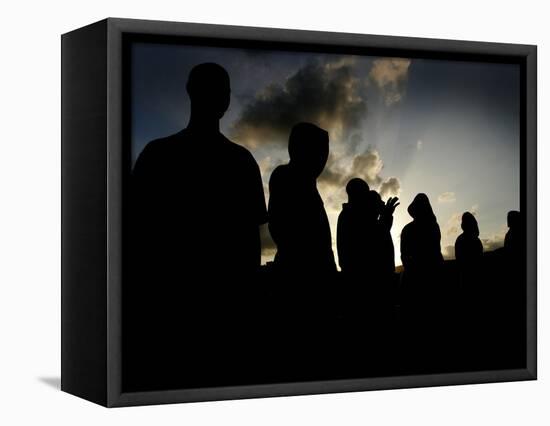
[61,18,537,407]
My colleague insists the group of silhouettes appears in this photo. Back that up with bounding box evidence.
[124,62,526,391]
[130,62,522,285]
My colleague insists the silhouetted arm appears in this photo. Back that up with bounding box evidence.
[380,197,400,232]
[380,214,394,232]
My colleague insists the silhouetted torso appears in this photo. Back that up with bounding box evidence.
[401,219,444,278]
[337,203,368,275]
[268,164,335,275]
[455,212,483,273]
[455,233,483,268]
[337,203,394,280]
[132,128,267,284]
[126,127,267,390]
[504,212,524,261]
[400,194,443,285]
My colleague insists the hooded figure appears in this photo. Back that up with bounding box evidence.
[400,193,444,282]
[337,178,372,275]
[268,122,336,276]
[455,212,483,269]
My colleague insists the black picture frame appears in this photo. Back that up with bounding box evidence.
[61,17,537,407]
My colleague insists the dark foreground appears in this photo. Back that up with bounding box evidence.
[123,248,526,392]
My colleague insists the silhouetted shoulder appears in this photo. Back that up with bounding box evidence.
[269,164,291,187]
[220,135,261,167]
[401,222,414,238]
[132,132,181,176]
[134,131,260,176]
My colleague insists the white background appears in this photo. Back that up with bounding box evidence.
[0,0,547,424]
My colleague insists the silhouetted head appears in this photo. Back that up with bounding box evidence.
[461,212,479,237]
[345,178,370,205]
[407,193,436,222]
[186,63,230,120]
[507,210,521,229]
[288,123,329,178]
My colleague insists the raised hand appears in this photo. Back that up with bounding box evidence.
[384,197,400,216]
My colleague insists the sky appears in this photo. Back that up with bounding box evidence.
[130,42,520,267]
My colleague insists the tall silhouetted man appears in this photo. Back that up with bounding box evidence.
[268,122,336,276]
[132,63,267,283]
[126,63,267,390]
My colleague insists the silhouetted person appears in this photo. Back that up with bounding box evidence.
[454,212,484,316]
[132,62,267,279]
[401,194,443,274]
[337,180,398,282]
[399,194,444,368]
[455,212,483,269]
[504,210,523,259]
[126,63,267,390]
[337,182,398,321]
[400,194,444,301]
[337,178,371,275]
[265,123,336,374]
[499,210,526,366]
[268,123,336,275]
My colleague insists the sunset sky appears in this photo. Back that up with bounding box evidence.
[130,42,520,267]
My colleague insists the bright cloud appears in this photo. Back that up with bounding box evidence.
[438,191,456,203]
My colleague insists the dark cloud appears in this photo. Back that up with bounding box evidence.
[232,55,405,262]
[232,56,404,203]
[231,58,367,148]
